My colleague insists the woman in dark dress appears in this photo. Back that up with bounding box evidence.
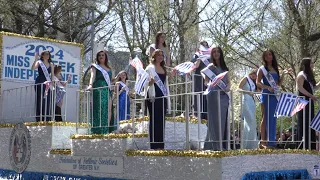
[144,49,172,149]
[31,51,55,122]
[296,58,319,150]
[191,40,210,119]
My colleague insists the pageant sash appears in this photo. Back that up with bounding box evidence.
[53,76,65,89]
[198,54,210,66]
[92,64,111,89]
[260,66,279,95]
[118,81,129,95]
[38,60,53,95]
[201,67,229,97]
[299,71,314,94]
[246,76,256,92]
[153,73,168,96]
[38,60,51,82]
[201,67,227,90]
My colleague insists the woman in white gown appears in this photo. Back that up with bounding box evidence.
[239,69,258,149]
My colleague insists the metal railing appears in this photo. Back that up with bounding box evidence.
[1,72,317,151]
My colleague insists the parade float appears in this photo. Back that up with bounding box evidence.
[0,32,316,180]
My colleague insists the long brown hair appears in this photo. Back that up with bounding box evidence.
[155,31,166,49]
[300,57,316,86]
[40,50,52,63]
[150,49,167,75]
[210,46,228,71]
[95,50,111,69]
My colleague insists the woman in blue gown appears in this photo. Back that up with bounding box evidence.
[116,71,130,121]
[239,69,258,149]
[256,49,290,148]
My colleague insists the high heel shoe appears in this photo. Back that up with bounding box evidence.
[258,141,267,149]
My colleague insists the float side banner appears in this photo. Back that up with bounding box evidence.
[1,34,82,88]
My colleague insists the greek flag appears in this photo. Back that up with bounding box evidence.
[129,56,148,96]
[255,94,262,102]
[274,93,298,117]
[310,110,320,132]
[174,62,195,75]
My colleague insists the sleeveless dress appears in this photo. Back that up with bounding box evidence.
[147,73,167,149]
[297,73,316,149]
[35,65,51,122]
[261,72,279,147]
[241,81,258,149]
[191,53,207,119]
[204,65,229,150]
[118,83,130,121]
[91,69,115,134]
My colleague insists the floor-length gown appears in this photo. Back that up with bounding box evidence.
[204,66,229,150]
[118,83,130,121]
[191,55,207,119]
[147,73,167,149]
[261,72,279,147]
[91,70,115,134]
[35,65,51,122]
[297,77,316,149]
[241,81,258,149]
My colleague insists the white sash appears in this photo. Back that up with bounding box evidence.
[198,54,210,66]
[118,81,129,95]
[246,76,256,92]
[53,76,65,89]
[201,67,227,91]
[92,64,111,89]
[153,73,168,96]
[298,71,314,94]
[260,66,279,95]
[38,60,51,82]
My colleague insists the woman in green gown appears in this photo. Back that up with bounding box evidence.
[87,50,115,134]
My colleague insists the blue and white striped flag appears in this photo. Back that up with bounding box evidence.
[310,110,320,132]
[255,94,262,102]
[130,56,149,96]
[274,93,298,117]
[174,62,196,75]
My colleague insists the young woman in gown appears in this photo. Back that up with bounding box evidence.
[296,58,320,150]
[191,40,210,119]
[53,65,71,122]
[239,69,258,149]
[144,49,172,149]
[87,51,115,134]
[256,49,290,148]
[115,71,130,121]
[147,31,171,65]
[31,51,55,122]
[202,46,231,151]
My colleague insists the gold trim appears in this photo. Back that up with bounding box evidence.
[0,32,83,47]
[50,149,72,155]
[71,133,148,139]
[125,149,320,158]
[0,121,89,128]
[120,116,207,125]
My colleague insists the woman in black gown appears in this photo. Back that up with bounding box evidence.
[144,49,172,149]
[31,51,55,122]
[296,58,319,150]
